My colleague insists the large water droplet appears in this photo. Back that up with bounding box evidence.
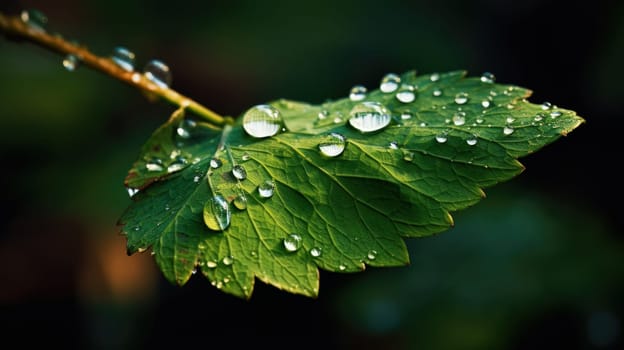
[232,165,247,180]
[480,72,495,83]
[143,60,172,88]
[319,132,346,157]
[258,180,275,198]
[435,132,448,143]
[310,247,322,257]
[111,46,136,71]
[452,112,466,126]
[503,125,515,135]
[348,101,391,133]
[203,195,231,231]
[62,54,80,72]
[145,157,164,172]
[395,85,416,103]
[283,233,303,252]
[242,104,283,138]
[380,73,401,93]
[466,135,478,146]
[454,92,469,105]
[20,9,48,32]
[349,85,367,101]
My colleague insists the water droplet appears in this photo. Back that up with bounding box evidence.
[258,180,275,198]
[403,150,415,162]
[20,9,48,32]
[242,104,283,138]
[380,73,401,93]
[419,122,427,127]
[60,54,80,72]
[503,125,515,135]
[476,117,484,124]
[283,233,303,252]
[318,132,346,157]
[480,72,495,83]
[466,135,478,146]
[430,73,440,82]
[452,112,466,126]
[432,89,443,97]
[318,110,329,120]
[395,84,416,103]
[233,194,247,210]
[222,256,234,266]
[167,156,188,173]
[348,101,391,133]
[206,260,217,268]
[506,116,515,124]
[126,187,139,197]
[454,92,469,105]
[349,85,367,101]
[435,132,448,143]
[481,100,491,108]
[223,276,230,283]
[145,157,164,172]
[339,265,347,271]
[534,114,544,122]
[367,250,377,260]
[400,111,413,120]
[193,175,201,183]
[541,102,552,110]
[389,141,399,150]
[111,47,136,71]
[198,242,206,250]
[203,195,231,231]
[241,153,251,162]
[210,158,222,169]
[191,268,197,275]
[550,111,562,118]
[143,59,172,88]
[232,165,247,180]
[174,119,197,141]
[310,247,322,257]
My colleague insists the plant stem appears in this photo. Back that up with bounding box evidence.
[0,11,230,127]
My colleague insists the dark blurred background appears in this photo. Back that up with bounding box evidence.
[1,0,622,349]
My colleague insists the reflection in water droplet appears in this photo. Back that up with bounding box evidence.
[242,104,283,138]
[143,59,172,88]
[222,256,233,266]
[62,54,80,72]
[480,72,495,83]
[466,135,478,146]
[435,133,448,143]
[258,180,275,198]
[283,233,303,252]
[452,113,466,126]
[395,85,416,103]
[432,89,442,97]
[232,165,247,180]
[454,92,469,105]
[20,9,48,32]
[503,126,515,135]
[367,250,377,260]
[233,195,247,210]
[380,73,401,93]
[203,195,231,231]
[111,47,136,71]
[319,132,346,157]
[310,247,322,257]
[349,85,367,101]
[210,158,222,169]
[349,101,391,133]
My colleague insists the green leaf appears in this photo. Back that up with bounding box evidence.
[118,70,584,299]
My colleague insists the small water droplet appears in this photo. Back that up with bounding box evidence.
[541,102,552,110]
[452,112,466,126]
[206,260,217,268]
[480,72,495,83]
[145,157,164,172]
[193,175,201,183]
[367,250,377,260]
[419,122,427,127]
[534,114,544,122]
[395,84,416,103]
[430,73,440,82]
[203,195,231,231]
[348,101,391,133]
[310,247,322,257]
[481,100,491,108]
[232,165,247,180]
[61,54,80,72]
[223,276,230,283]
[318,110,329,120]
[126,187,139,197]
[242,104,283,138]
[222,256,234,266]
[20,9,48,32]
[432,89,443,97]
[258,180,275,198]
[550,110,562,118]
[175,119,197,141]
[167,156,188,173]
[198,242,206,250]
[400,111,413,120]
[476,117,484,124]
[435,132,448,143]
[454,92,469,105]
[241,153,251,162]
[380,73,401,93]
[503,125,515,135]
[506,116,515,124]
[388,141,399,150]
[111,46,136,71]
[283,233,303,252]
[143,59,172,88]
[403,150,415,162]
[191,268,197,275]
[233,194,247,210]
[349,85,367,101]
[319,132,346,157]
[137,247,148,253]
[339,265,346,271]
[466,135,478,146]
[210,158,222,169]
